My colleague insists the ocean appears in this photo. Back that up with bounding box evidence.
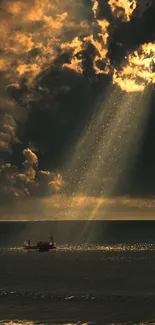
[1,221,155,325]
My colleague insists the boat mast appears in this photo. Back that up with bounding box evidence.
[50,234,54,245]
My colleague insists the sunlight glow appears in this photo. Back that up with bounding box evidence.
[61,85,152,225]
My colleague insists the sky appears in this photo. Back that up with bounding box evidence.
[1,0,155,219]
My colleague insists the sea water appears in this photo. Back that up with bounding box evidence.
[0,221,155,325]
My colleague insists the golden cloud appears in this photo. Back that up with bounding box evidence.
[108,0,137,21]
[2,0,153,93]
[0,0,89,84]
[113,42,155,92]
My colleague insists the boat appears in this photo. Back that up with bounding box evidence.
[23,236,56,251]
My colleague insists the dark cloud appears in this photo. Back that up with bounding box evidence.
[0,0,155,215]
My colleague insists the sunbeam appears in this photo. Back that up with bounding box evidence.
[62,84,152,225]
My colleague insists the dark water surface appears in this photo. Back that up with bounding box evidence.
[1,221,155,325]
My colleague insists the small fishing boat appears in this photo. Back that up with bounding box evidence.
[24,235,56,251]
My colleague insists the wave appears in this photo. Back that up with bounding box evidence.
[0,322,35,325]
[1,290,155,301]
[0,321,95,325]
[11,319,155,325]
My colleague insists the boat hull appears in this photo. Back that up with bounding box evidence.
[24,244,56,251]
[38,246,56,252]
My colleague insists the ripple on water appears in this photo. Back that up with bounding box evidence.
[112,323,155,325]
[58,243,155,252]
[0,321,95,325]
[0,243,155,254]
[35,243,155,252]
[1,321,155,325]
[0,322,35,325]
